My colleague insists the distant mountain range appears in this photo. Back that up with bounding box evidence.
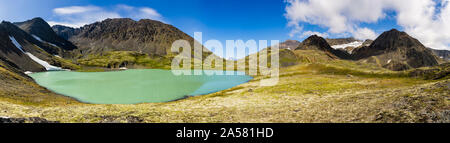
[430,49,450,61]
[277,29,446,71]
[278,40,301,50]
[52,25,80,40]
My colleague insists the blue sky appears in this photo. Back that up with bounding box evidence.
[1,0,449,58]
[0,0,289,44]
[0,0,292,58]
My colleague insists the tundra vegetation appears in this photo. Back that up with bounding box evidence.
[1,49,448,123]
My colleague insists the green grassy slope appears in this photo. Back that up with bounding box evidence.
[0,61,78,106]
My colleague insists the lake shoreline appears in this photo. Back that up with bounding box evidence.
[29,69,254,104]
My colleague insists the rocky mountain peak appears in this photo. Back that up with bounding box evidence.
[14,17,77,51]
[298,35,330,50]
[370,28,422,51]
[57,18,211,58]
[27,17,47,25]
[51,25,79,40]
[296,35,350,59]
[352,29,439,70]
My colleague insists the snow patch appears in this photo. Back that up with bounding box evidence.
[331,41,363,49]
[31,34,60,48]
[31,34,43,42]
[9,36,64,71]
[25,52,62,71]
[48,43,58,47]
[9,36,25,52]
[24,71,33,74]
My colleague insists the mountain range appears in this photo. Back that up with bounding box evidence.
[0,17,217,74]
[431,49,450,61]
[0,17,448,76]
[277,29,446,71]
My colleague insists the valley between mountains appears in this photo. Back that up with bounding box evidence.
[0,17,449,123]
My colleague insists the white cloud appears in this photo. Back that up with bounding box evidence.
[139,8,162,19]
[49,5,164,28]
[53,6,101,15]
[116,4,134,11]
[285,0,450,50]
[288,24,302,37]
[118,6,163,21]
[301,31,329,38]
[352,27,377,40]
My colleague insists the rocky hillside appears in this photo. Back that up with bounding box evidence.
[0,22,46,72]
[296,35,351,59]
[0,20,79,73]
[279,40,301,50]
[0,32,77,105]
[14,17,77,51]
[53,18,212,59]
[352,29,439,71]
[362,39,374,46]
[242,35,355,71]
[0,55,77,106]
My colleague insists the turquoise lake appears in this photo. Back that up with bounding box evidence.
[29,69,253,104]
